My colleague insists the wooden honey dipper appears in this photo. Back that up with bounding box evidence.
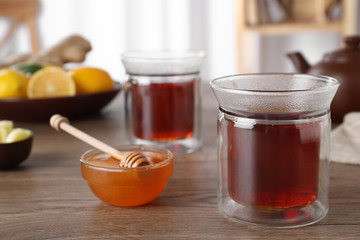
[50,114,150,168]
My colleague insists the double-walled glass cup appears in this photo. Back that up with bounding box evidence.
[121,50,204,154]
[210,74,339,228]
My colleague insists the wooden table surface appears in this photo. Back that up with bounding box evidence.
[1,83,359,240]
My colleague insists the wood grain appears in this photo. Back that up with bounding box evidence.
[0,83,359,239]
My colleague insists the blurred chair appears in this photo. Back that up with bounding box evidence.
[0,0,40,54]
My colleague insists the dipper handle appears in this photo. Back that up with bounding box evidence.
[50,114,149,168]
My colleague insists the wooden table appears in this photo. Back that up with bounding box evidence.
[1,84,359,239]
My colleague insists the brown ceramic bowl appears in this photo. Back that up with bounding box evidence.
[0,134,33,170]
[0,82,121,122]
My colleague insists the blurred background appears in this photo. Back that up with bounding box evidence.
[0,0,359,81]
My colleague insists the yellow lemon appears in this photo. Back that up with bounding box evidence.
[0,69,28,98]
[5,128,32,143]
[0,128,7,143]
[0,120,13,135]
[68,67,114,94]
[27,66,76,99]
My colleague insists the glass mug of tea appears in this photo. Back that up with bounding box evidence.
[211,74,339,228]
[121,50,204,154]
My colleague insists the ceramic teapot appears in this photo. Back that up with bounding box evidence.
[287,36,360,122]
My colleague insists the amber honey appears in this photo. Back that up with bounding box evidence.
[81,149,174,207]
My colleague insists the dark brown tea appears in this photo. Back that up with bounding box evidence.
[225,112,321,209]
[131,76,195,141]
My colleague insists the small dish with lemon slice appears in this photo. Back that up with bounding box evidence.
[0,120,33,170]
[0,66,121,121]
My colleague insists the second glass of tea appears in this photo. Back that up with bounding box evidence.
[211,73,339,228]
[121,50,204,154]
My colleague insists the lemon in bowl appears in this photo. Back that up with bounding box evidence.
[68,67,114,95]
[0,69,28,99]
[27,66,76,99]
[0,120,33,170]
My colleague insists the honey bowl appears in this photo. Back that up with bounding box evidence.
[80,145,174,207]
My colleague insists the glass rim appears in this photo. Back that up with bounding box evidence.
[80,144,174,172]
[210,73,339,95]
[121,50,205,62]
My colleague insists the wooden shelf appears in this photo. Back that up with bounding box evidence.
[236,0,358,73]
[243,21,342,35]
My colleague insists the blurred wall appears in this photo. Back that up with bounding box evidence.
[5,0,237,81]
[0,0,358,81]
